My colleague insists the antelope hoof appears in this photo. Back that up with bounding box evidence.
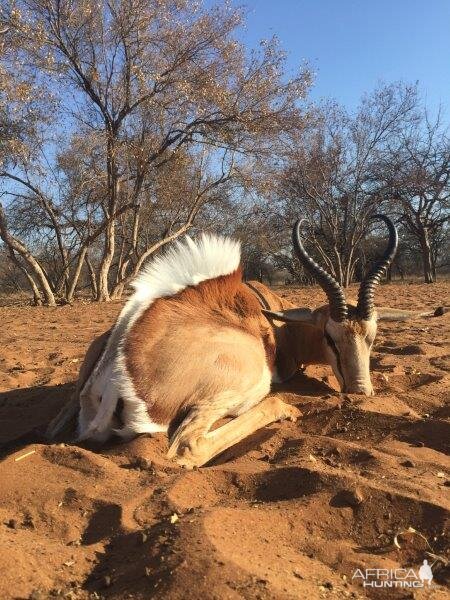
[279,404,302,423]
[169,437,208,469]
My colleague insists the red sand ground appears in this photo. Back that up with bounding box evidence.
[0,281,449,600]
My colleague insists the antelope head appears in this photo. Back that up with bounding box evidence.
[264,215,399,396]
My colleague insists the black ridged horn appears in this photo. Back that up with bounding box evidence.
[292,220,348,322]
[357,214,398,320]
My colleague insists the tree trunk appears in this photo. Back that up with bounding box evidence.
[96,131,119,302]
[0,203,56,306]
[21,268,43,305]
[343,244,357,288]
[430,252,437,282]
[96,220,115,301]
[0,172,70,295]
[85,254,98,299]
[110,282,125,300]
[8,249,43,305]
[66,247,88,303]
[343,260,354,288]
[419,227,435,283]
[332,246,344,287]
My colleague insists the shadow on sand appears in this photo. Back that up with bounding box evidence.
[0,382,74,454]
[0,369,336,459]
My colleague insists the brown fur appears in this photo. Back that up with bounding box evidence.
[125,269,276,427]
[244,281,329,379]
[77,330,112,394]
[47,267,385,460]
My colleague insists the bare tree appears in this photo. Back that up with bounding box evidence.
[0,13,58,302]
[1,0,310,303]
[382,109,450,282]
[274,83,419,286]
[0,201,57,303]
[108,147,237,299]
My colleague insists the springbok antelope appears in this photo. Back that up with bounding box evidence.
[47,214,424,468]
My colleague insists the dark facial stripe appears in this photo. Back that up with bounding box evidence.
[324,331,345,386]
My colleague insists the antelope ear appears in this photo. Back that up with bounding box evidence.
[262,308,316,325]
[376,307,434,322]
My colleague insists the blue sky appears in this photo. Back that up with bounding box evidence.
[229,0,450,115]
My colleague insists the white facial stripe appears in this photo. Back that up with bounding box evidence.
[324,317,377,395]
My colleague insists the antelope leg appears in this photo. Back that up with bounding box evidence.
[45,395,79,440]
[168,397,301,469]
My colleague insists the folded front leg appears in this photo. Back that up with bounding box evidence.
[167,396,301,469]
